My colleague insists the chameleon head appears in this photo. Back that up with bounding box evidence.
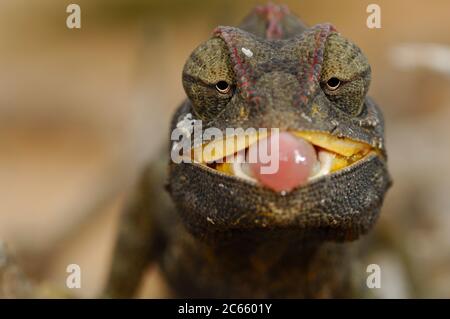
[168,21,392,243]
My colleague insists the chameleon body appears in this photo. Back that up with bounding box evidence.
[105,4,391,298]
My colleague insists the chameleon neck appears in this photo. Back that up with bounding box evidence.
[162,226,357,298]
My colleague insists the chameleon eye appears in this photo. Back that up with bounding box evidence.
[326,77,341,91]
[215,81,231,94]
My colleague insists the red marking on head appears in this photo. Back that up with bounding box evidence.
[213,27,261,106]
[295,24,337,108]
[255,2,290,40]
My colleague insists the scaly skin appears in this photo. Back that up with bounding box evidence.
[104,4,391,298]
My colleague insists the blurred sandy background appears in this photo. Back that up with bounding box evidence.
[0,0,449,298]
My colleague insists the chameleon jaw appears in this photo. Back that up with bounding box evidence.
[189,130,378,191]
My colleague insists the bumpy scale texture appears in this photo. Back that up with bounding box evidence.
[104,3,392,298]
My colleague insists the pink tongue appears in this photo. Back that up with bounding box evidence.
[248,132,317,193]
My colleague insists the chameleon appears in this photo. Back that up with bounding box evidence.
[104,3,391,298]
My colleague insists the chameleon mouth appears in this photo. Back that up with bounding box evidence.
[189,130,377,192]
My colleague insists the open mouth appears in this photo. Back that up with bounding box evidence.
[189,130,378,192]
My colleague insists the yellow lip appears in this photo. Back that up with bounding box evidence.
[191,130,268,163]
[190,130,376,176]
[292,131,370,157]
[291,131,373,173]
